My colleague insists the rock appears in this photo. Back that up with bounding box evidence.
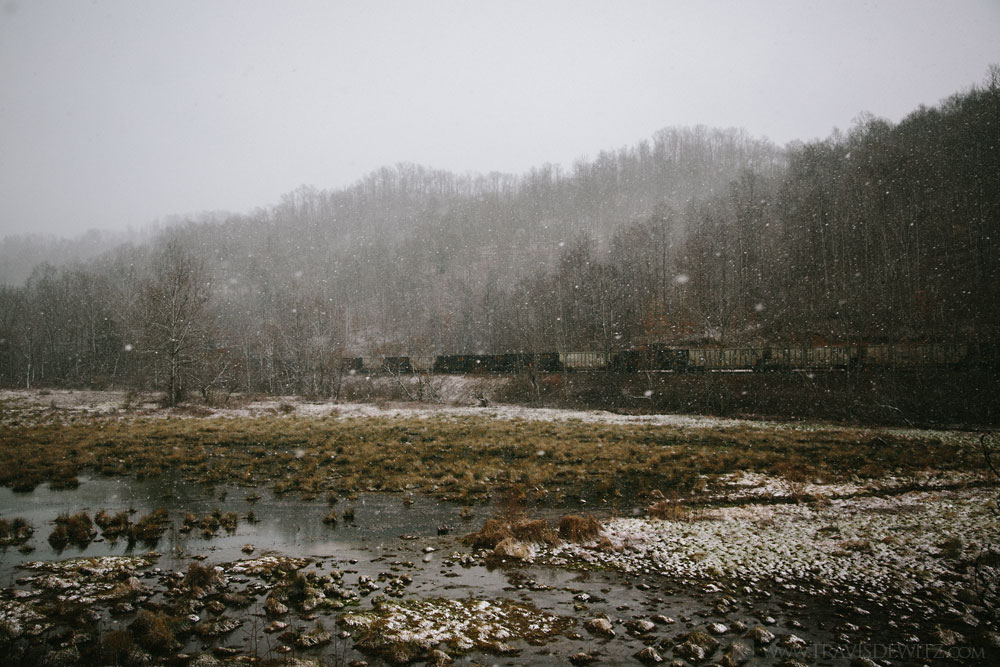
[493,537,532,561]
[265,620,288,633]
[731,620,747,633]
[719,641,753,667]
[673,641,706,663]
[427,648,453,665]
[112,602,135,615]
[194,617,243,637]
[651,615,675,625]
[297,629,332,648]
[189,656,222,667]
[585,617,616,638]
[743,625,775,646]
[708,622,728,635]
[849,659,877,667]
[959,613,980,628]
[220,592,251,608]
[931,626,965,646]
[569,653,596,665]
[682,629,719,653]
[673,630,719,663]
[635,646,664,664]
[265,597,289,617]
[242,544,255,554]
[625,619,656,635]
[42,646,80,667]
[778,634,807,650]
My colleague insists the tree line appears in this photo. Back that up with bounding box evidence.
[0,72,997,401]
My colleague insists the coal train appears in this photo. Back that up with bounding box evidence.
[344,342,997,375]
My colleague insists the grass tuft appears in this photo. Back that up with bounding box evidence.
[128,610,178,654]
[557,514,602,542]
[48,512,95,550]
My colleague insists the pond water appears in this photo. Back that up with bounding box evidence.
[0,474,494,580]
[0,475,930,665]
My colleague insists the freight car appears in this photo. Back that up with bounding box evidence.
[433,352,561,374]
[347,342,991,377]
[560,352,609,371]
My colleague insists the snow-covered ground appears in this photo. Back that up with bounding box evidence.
[545,486,997,602]
[707,469,990,501]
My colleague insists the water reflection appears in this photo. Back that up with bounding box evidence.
[0,474,492,579]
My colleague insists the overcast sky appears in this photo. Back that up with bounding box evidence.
[1,0,998,238]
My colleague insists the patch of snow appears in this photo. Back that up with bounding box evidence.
[544,487,995,602]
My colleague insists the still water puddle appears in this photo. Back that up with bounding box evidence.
[0,474,491,578]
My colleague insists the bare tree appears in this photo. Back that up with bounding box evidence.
[141,240,211,406]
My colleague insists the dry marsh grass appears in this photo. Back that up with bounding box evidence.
[128,609,179,654]
[0,517,33,546]
[48,511,96,550]
[0,406,977,505]
[557,514,602,542]
[464,517,558,549]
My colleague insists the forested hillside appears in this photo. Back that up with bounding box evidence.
[0,77,996,397]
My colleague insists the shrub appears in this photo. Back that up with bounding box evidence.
[99,629,134,664]
[129,610,177,654]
